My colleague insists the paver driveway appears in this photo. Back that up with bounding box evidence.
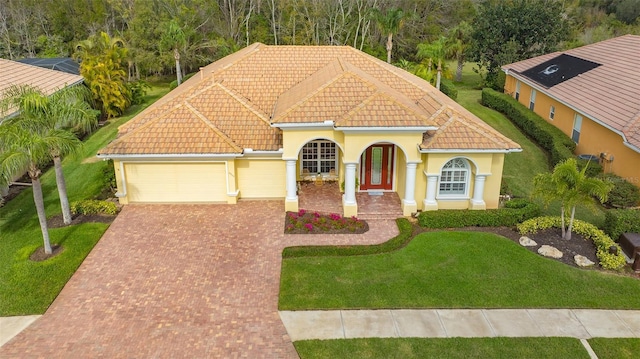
[1,201,398,358]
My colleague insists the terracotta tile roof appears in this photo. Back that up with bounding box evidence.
[502,34,640,151]
[100,44,520,155]
[0,59,84,117]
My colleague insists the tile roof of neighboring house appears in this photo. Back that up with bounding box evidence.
[502,34,640,152]
[100,44,520,156]
[0,59,84,118]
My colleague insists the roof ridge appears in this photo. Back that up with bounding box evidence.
[272,59,346,121]
[102,104,187,151]
[183,101,243,152]
[215,82,271,126]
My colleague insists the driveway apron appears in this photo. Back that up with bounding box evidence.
[0,202,397,358]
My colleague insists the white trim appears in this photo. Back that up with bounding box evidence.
[96,153,242,160]
[337,126,436,133]
[419,147,522,154]
[243,148,283,156]
[271,121,334,129]
[506,72,640,154]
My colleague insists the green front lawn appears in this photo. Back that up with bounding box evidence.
[295,338,590,359]
[0,85,169,316]
[588,338,640,359]
[279,231,640,310]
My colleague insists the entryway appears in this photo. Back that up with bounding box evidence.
[360,144,394,191]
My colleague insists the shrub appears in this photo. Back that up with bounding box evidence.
[282,218,413,258]
[417,198,540,228]
[71,200,118,216]
[603,209,640,241]
[598,174,640,208]
[126,80,150,105]
[518,216,626,270]
[440,79,458,101]
[481,88,576,167]
[576,159,603,177]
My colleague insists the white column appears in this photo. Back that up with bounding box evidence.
[344,163,357,205]
[403,162,418,206]
[285,160,297,201]
[423,173,439,210]
[471,174,486,207]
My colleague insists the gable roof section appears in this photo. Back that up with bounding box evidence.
[0,59,84,118]
[502,34,640,151]
[100,44,520,156]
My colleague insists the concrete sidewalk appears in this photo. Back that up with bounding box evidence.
[0,316,40,347]
[279,309,640,341]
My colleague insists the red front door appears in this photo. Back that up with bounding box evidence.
[360,145,394,190]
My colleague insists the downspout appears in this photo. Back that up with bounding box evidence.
[115,161,127,199]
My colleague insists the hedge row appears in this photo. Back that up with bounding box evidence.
[481,88,576,167]
[70,200,119,216]
[440,79,458,101]
[417,198,540,228]
[282,218,413,258]
[518,216,626,270]
[598,174,640,208]
[603,209,640,241]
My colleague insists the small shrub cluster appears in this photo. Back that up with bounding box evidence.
[481,88,576,167]
[70,200,119,216]
[603,209,640,241]
[282,218,413,258]
[518,216,626,270]
[598,174,640,208]
[285,209,365,233]
[440,79,458,101]
[126,80,150,105]
[576,159,603,177]
[417,198,540,228]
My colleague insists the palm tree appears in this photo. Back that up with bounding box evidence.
[446,21,473,82]
[74,32,130,119]
[533,158,613,240]
[1,85,99,225]
[161,20,187,86]
[371,8,411,64]
[415,37,453,89]
[0,116,81,254]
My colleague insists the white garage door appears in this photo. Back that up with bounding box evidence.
[125,163,227,203]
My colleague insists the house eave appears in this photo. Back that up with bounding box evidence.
[338,126,437,133]
[271,120,335,130]
[96,153,243,161]
[418,147,522,154]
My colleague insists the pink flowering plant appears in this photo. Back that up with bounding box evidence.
[284,209,367,234]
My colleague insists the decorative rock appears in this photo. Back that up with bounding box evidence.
[538,245,563,258]
[574,255,595,267]
[519,236,538,247]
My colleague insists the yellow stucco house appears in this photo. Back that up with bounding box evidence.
[98,43,520,217]
[502,35,640,187]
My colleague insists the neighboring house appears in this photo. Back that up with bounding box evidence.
[502,35,640,187]
[16,57,81,75]
[98,43,520,217]
[0,59,84,119]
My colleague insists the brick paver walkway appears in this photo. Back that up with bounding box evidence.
[0,202,398,358]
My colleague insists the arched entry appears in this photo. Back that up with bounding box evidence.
[360,144,394,190]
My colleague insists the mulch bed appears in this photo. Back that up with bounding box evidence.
[30,245,64,262]
[284,211,369,234]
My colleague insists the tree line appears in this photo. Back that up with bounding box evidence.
[2,0,637,81]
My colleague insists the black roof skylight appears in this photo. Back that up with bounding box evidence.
[520,54,600,88]
[17,58,80,75]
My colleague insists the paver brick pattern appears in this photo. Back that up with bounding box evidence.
[0,202,398,358]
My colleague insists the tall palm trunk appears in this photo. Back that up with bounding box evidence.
[560,205,566,239]
[456,58,464,82]
[53,155,72,225]
[566,206,576,240]
[174,48,182,86]
[386,33,393,63]
[31,175,52,254]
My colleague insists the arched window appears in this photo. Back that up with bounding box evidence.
[439,158,470,197]
[300,140,337,175]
